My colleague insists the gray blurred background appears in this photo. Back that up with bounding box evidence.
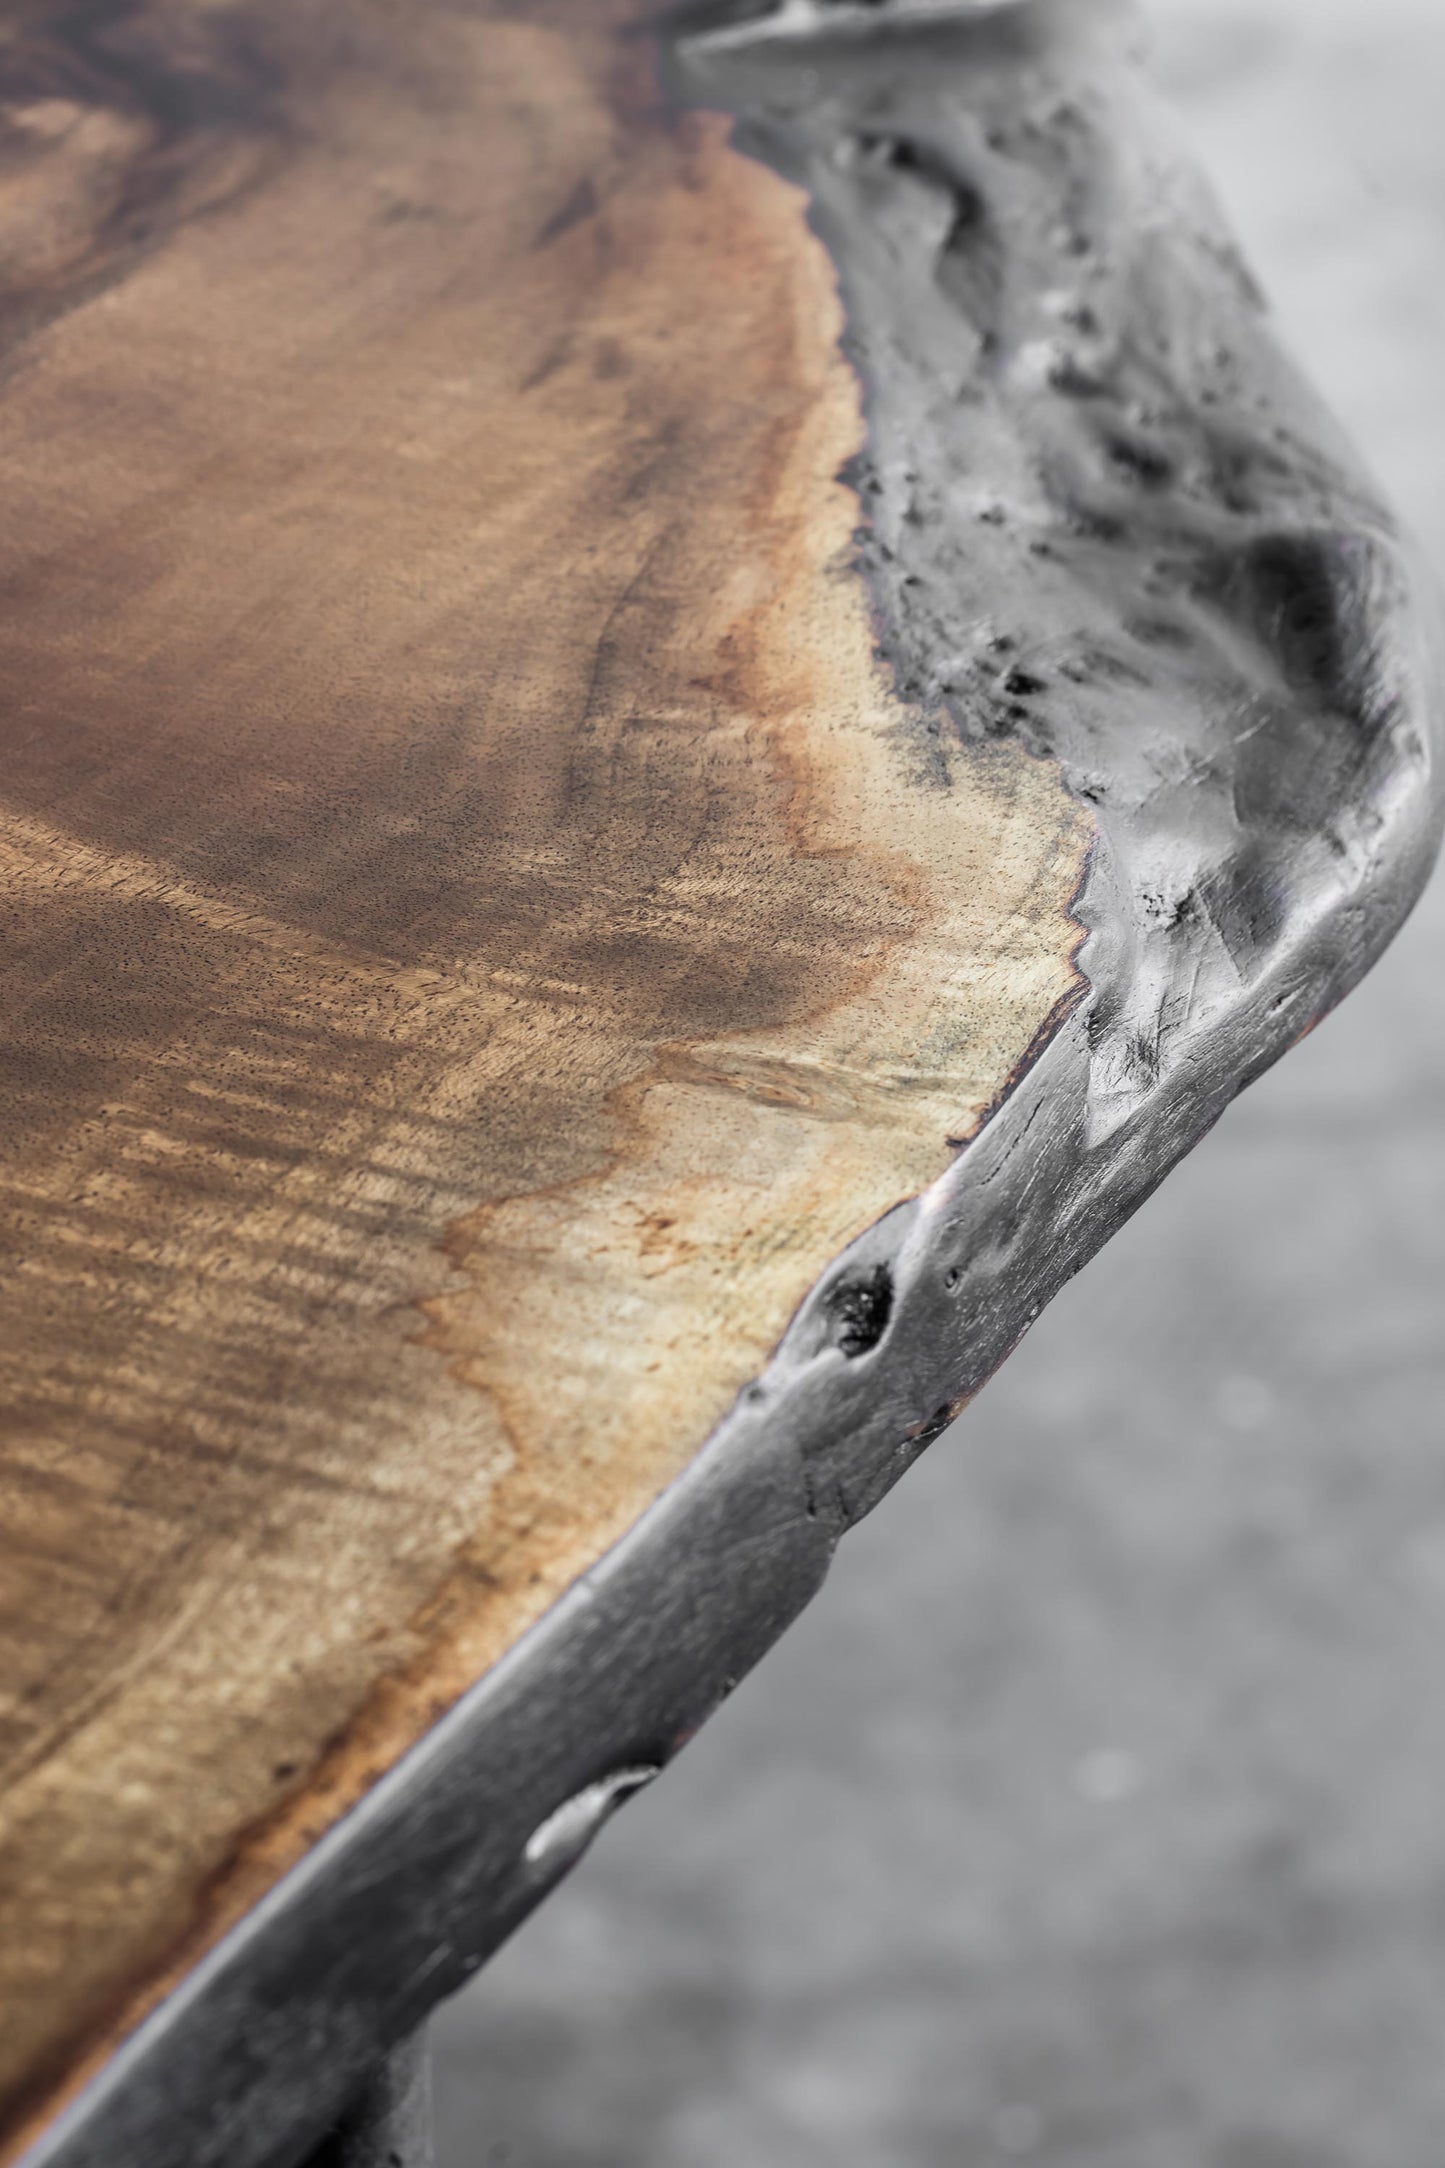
[433,4,1445,2161]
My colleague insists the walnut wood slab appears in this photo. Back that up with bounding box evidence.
[0,3,1439,2164]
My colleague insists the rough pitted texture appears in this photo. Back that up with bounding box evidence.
[675,0,1437,1164]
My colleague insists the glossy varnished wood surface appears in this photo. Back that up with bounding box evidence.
[0,0,1090,2141]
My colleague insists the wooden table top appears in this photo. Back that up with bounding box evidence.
[0,3,1438,2163]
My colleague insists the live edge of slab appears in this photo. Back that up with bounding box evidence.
[0,4,1439,2166]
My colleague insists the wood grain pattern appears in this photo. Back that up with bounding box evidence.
[0,0,1090,2139]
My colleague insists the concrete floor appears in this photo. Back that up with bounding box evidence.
[433,5,1445,2161]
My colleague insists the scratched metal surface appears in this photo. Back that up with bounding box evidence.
[434,5,1445,2164]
